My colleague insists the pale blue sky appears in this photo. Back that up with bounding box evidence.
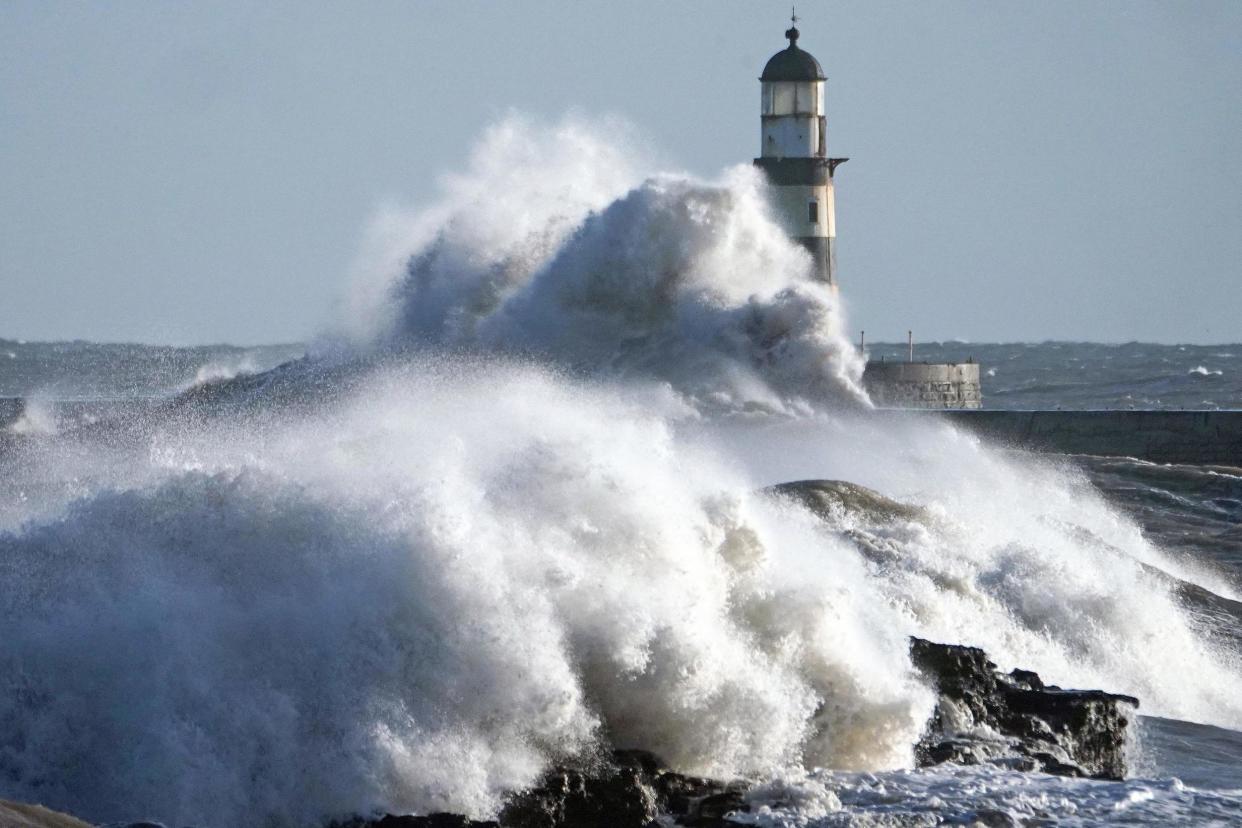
[2,1,1239,344]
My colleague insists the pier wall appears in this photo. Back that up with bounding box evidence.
[8,398,1239,466]
[864,362,982,409]
[935,409,1242,466]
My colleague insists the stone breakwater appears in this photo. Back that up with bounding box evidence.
[863,362,983,409]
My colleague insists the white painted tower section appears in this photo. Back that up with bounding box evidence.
[760,77,825,158]
[754,19,846,289]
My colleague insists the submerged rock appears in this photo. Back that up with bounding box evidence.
[910,637,1139,780]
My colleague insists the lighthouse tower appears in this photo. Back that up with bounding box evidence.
[754,15,847,289]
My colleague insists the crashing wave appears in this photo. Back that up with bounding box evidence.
[1,117,1240,827]
[344,115,866,414]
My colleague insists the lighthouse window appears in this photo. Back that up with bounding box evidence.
[808,200,819,223]
[772,83,795,115]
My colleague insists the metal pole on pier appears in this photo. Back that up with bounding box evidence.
[908,331,913,363]
[860,330,865,351]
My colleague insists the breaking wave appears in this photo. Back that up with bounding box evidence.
[343,115,867,412]
[1,116,1239,827]
[183,354,263,390]
[1188,365,1223,377]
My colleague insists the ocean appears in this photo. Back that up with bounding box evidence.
[1,119,1240,826]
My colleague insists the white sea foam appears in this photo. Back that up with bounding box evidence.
[734,765,1242,826]
[0,116,1239,828]
[343,114,867,412]
[184,354,262,389]
[1188,365,1223,377]
[3,357,1241,827]
[5,397,57,435]
[0,361,932,826]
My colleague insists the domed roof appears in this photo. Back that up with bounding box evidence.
[760,25,825,82]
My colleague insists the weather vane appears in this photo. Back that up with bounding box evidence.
[791,6,799,25]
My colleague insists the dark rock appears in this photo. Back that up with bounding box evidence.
[376,815,498,828]
[910,637,1139,780]
[612,749,664,777]
[495,750,752,828]
[329,814,497,828]
[498,758,656,828]
[768,479,930,526]
[338,750,751,828]
[675,789,748,826]
[1,797,96,828]
[333,641,1137,828]
[649,772,737,821]
[968,809,1021,828]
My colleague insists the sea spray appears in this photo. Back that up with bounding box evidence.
[697,412,1242,714]
[182,353,263,391]
[4,359,1242,826]
[4,396,57,436]
[0,360,931,826]
[342,114,649,348]
[1,117,1240,827]
[345,115,866,412]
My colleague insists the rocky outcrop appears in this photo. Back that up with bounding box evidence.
[336,750,748,828]
[0,798,93,828]
[337,641,1139,827]
[768,479,930,526]
[910,637,1139,780]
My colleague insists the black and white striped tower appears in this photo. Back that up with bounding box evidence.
[754,13,848,290]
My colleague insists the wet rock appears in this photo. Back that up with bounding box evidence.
[910,637,1139,780]
[337,642,1138,827]
[768,479,931,526]
[674,788,748,827]
[375,816,498,828]
[496,750,749,828]
[0,798,94,828]
[498,758,656,828]
[331,814,498,828]
[338,750,749,828]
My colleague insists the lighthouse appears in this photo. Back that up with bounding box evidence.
[754,14,847,289]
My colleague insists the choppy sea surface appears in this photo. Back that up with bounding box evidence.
[1,121,1240,826]
[4,339,1236,412]
[0,338,303,401]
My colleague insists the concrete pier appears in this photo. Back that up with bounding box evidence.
[935,409,1242,465]
[864,361,982,409]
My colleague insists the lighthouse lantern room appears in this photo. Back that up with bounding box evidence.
[754,13,847,289]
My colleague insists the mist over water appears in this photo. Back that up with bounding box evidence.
[1,116,1240,827]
